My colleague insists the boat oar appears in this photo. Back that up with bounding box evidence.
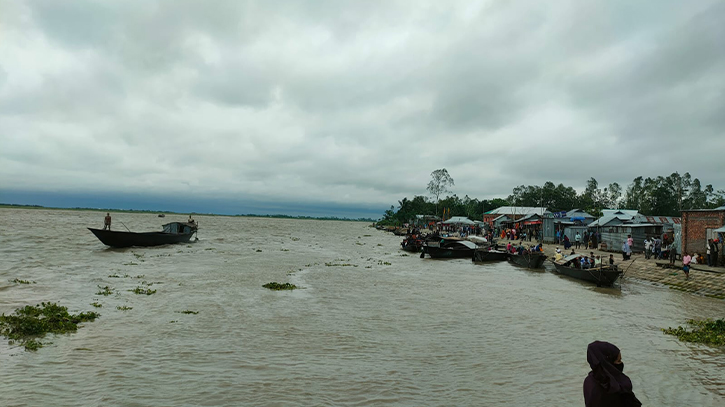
[119,221,132,232]
[621,258,636,281]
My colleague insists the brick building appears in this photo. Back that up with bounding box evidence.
[681,206,725,266]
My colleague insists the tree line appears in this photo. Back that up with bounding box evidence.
[378,170,725,226]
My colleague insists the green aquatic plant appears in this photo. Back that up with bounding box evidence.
[255,249,262,252]
[662,319,725,346]
[180,310,199,314]
[263,282,298,290]
[90,302,103,308]
[108,274,121,278]
[130,287,157,295]
[0,302,100,351]
[116,306,133,311]
[123,262,139,266]
[324,262,358,267]
[24,339,43,351]
[96,285,114,296]
[11,278,35,284]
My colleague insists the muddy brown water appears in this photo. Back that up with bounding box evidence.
[1,208,723,406]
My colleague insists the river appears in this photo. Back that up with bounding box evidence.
[1,208,723,406]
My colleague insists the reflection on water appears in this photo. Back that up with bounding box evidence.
[0,208,723,406]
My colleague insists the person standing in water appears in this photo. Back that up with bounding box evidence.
[103,213,112,230]
[583,341,642,406]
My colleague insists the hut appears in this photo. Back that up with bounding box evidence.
[543,209,595,243]
[589,209,680,253]
[412,214,441,228]
[483,206,546,227]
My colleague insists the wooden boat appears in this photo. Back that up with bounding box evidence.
[89,221,198,248]
[552,254,623,287]
[472,248,509,262]
[401,235,424,252]
[508,251,548,268]
[422,239,477,259]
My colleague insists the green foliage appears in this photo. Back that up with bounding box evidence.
[428,169,455,216]
[0,302,100,351]
[11,278,35,284]
[130,287,157,295]
[180,310,199,314]
[624,172,721,215]
[90,302,103,308]
[263,282,298,290]
[324,262,357,267]
[96,285,114,296]
[662,319,725,346]
[382,171,722,221]
[116,306,133,311]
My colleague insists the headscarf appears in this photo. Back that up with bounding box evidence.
[583,341,642,407]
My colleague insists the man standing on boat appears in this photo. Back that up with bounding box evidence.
[103,213,112,230]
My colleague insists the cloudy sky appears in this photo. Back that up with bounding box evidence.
[1,0,723,218]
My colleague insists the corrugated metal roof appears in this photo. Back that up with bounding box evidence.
[516,213,538,222]
[589,215,631,227]
[602,209,639,217]
[565,209,595,218]
[485,206,546,215]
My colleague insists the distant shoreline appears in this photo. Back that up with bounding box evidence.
[0,203,377,222]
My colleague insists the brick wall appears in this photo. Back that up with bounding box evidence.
[681,210,725,263]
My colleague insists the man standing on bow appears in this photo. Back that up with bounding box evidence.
[103,213,112,230]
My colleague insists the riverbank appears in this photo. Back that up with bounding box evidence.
[547,246,725,300]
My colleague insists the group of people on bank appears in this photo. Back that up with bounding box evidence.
[505,241,544,255]
[558,231,600,251]
[498,227,541,242]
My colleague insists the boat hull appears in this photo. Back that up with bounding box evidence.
[88,228,196,248]
[553,263,622,287]
[472,249,509,262]
[401,243,423,253]
[508,253,548,269]
[423,245,475,259]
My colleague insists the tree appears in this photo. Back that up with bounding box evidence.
[427,169,454,216]
[604,182,622,209]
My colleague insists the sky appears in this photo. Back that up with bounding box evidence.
[1,0,724,219]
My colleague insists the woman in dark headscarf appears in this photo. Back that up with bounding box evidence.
[583,341,642,407]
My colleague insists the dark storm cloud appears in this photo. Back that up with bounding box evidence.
[1,0,723,217]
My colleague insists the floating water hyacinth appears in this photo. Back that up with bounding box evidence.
[663,319,725,346]
[130,287,156,295]
[263,282,298,290]
[0,302,100,351]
